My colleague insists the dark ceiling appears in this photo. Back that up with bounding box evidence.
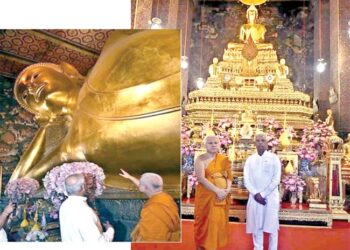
[0,29,114,79]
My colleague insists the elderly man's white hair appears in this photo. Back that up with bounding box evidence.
[255,131,267,140]
[140,173,163,192]
[65,173,85,195]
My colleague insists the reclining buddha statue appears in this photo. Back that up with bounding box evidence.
[10,30,181,191]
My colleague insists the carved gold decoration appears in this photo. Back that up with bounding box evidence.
[185,2,313,130]
[242,36,258,61]
[185,4,312,129]
[279,114,291,151]
[31,210,41,231]
[277,151,298,174]
[20,207,29,228]
[284,161,294,175]
[182,203,333,227]
[10,30,181,191]
[279,209,333,228]
[308,177,322,203]
[328,152,347,215]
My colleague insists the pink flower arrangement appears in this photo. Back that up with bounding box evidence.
[181,121,197,157]
[181,121,193,142]
[25,230,48,242]
[282,174,306,193]
[297,120,333,161]
[262,117,282,150]
[218,118,235,130]
[181,144,196,157]
[263,117,281,130]
[188,172,199,186]
[217,130,233,151]
[42,161,105,217]
[266,131,279,148]
[5,178,39,203]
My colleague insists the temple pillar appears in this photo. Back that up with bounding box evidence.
[132,0,153,29]
[329,0,350,135]
[313,0,331,122]
[314,0,350,135]
[178,0,194,106]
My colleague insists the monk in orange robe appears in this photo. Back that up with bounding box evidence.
[119,169,180,242]
[194,135,233,250]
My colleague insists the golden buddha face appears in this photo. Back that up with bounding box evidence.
[327,109,332,116]
[15,63,82,119]
[246,5,258,23]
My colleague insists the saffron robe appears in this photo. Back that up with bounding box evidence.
[131,192,180,242]
[194,153,233,249]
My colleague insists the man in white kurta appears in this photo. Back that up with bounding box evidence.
[0,202,15,242]
[244,132,281,250]
[59,173,115,242]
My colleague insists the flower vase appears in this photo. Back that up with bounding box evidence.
[186,176,192,199]
[298,191,303,204]
[300,159,311,175]
[290,192,297,207]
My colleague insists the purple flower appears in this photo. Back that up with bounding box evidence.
[25,230,48,242]
[282,174,306,193]
[4,178,39,203]
[188,172,199,186]
[42,161,105,218]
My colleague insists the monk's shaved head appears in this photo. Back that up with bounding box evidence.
[140,173,163,192]
[65,173,85,195]
[204,135,219,145]
[204,135,220,154]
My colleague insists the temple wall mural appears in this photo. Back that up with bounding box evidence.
[0,75,37,188]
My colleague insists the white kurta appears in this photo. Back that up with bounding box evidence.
[0,228,8,242]
[244,151,281,234]
[59,196,114,242]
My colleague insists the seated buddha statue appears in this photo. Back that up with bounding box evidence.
[325,109,335,131]
[208,57,219,77]
[239,110,254,139]
[229,5,272,50]
[276,59,289,79]
[343,134,350,164]
[240,123,253,139]
[239,4,266,44]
